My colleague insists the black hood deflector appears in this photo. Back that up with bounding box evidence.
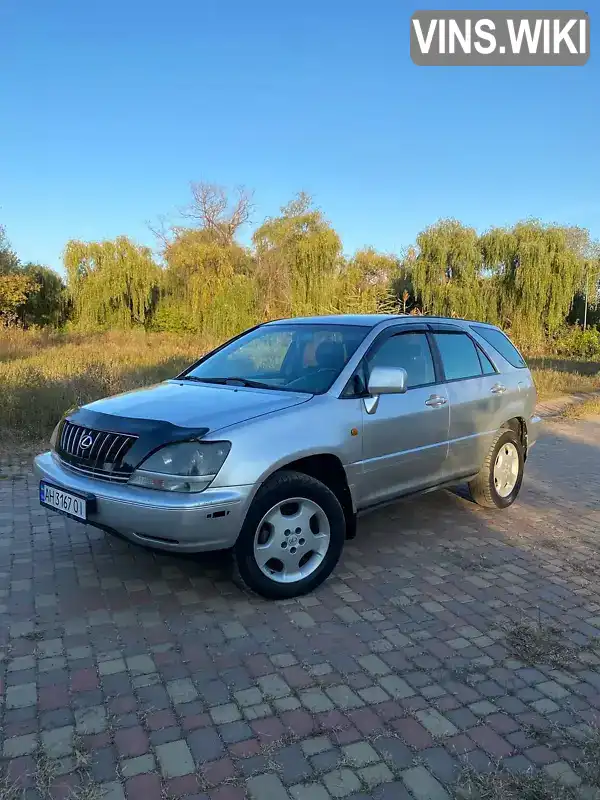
[64,407,210,471]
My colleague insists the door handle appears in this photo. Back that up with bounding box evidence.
[491,383,506,394]
[425,394,447,408]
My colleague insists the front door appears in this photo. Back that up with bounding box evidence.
[356,329,450,509]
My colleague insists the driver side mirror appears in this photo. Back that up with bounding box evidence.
[367,366,408,396]
[364,366,407,415]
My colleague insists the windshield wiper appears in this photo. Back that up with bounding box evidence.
[180,376,276,390]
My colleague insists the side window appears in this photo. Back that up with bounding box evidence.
[470,326,527,368]
[433,332,483,381]
[367,332,436,389]
[478,347,497,375]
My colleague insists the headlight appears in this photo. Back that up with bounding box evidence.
[128,441,231,493]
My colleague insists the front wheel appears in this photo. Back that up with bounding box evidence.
[233,470,346,599]
[468,429,524,509]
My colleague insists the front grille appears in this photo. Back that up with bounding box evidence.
[57,421,138,483]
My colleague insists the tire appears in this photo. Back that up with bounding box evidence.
[468,429,524,509]
[233,470,346,599]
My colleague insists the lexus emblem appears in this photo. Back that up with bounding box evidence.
[79,434,94,450]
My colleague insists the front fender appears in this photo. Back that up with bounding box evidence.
[209,396,364,498]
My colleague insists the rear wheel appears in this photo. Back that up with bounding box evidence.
[233,470,346,599]
[468,429,524,509]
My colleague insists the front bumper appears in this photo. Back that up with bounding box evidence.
[34,451,253,553]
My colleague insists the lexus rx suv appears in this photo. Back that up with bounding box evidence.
[34,315,541,599]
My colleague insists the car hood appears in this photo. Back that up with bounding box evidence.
[82,380,311,432]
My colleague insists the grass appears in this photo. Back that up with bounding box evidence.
[559,395,600,420]
[528,357,600,401]
[0,328,215,444]
[455,766,576,800]
[0,767,22,800]
[456,724,600,799]
[503,618,577,669]
[1,328,600,445]
[0,736,102,800]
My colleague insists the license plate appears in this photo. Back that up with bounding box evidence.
[40,482,87,521]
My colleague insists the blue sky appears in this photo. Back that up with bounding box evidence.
[1,0,597,272]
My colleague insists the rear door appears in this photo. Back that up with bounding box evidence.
[357,327,450,508]
[469,324,536,419]
[429,325,509,478]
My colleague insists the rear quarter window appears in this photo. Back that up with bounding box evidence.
[470,326,527,369]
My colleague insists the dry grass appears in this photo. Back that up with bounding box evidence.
[503,619,576,669]
[455,766,576,800]
[30,751,58,799]
[0,737,103,800]
[0,767,23,800]
[1,328,600,444]
[456,724,600,798]
[572,724,600,786]
[529,356,600,401]
[559,395,600,420]
[0,328,215,444]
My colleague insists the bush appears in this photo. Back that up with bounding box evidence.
[150,303,200,333]
[553,326,600,360]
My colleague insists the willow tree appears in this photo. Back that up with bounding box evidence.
[562,230,600,329]
[253,193,343,318]
[159,227,256,338]
[64,237,160,329]
[348,248,399,286]
[411,219,495,321]
[579,253,600,330]
[152,181,257,337]
[480,221,584,346]
[338,248,399,314]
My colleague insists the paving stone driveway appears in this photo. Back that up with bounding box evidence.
[2,416,600,799]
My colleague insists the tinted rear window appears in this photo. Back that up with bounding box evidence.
[471,326,526,368]
[433,332,483,381]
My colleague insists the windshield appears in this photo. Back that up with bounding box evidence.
[181,324,370,394]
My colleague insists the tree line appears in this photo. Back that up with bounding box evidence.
[2,183,599,353]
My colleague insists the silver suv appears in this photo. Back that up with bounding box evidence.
[34,315,541,599]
